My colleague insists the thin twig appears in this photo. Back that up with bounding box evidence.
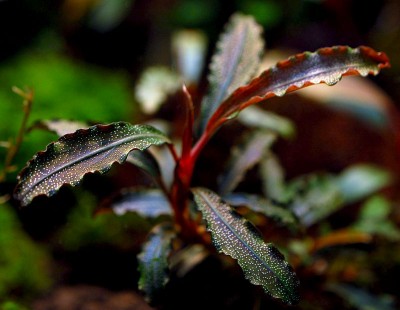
[0,87,34,182]
[166,143,180,163]
[0,194,10,204]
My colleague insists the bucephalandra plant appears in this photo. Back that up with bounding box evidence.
[13,13,390,306]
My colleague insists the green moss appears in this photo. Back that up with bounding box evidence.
[57,192,153,251]
[0,52,134,179]
[0,203,52,300]
[0,300,29,310]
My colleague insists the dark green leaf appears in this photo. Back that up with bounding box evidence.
[14,122,170,206]
[224,193,298,227]
[207,46,390,134]
[126,150,161,178]
[192,188,300,304]
[218,130,276,195]
[138,223,176,303]
[199,13,264,132]
[106,189,172,218]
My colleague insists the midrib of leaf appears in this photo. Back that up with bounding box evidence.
[20,132,165,197]
[211,23,248,109]
[269,63,374,92]
[199,14,264,133]
[229,61,377,113]
[206,46,389,133]
[197,190,290,296]
[138,223,175,302]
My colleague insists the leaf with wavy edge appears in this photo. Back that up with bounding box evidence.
[14,122,170,206]
[192,187,300,305]
[199,13,264,132]
[206,46,390,133]
[218,130,276,195]
[32,119,163,179]
[138,223,175,303]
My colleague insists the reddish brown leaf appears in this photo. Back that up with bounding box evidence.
[206,46,390,134]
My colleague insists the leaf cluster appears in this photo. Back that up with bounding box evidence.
[10,13,394,308]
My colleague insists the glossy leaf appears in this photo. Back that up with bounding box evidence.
[224,193,298,227]
[14,122,170,206]
[138,223,176,302]
[33,119,164,179]
[206,46,390,133]
[105,189,172,218]
[218,130,276,195]
[199,13,264,132]
[126,149,161,178]
[192,187,300,304]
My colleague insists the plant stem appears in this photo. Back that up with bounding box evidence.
[190,130,211,165]
[167,86,222,243]
[167,143,180,163]
[0,87,33,182]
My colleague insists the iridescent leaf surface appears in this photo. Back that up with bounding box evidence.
[106,189,172,218]
[14,122,170,206]
[199,13,264,132]
[207,46,390,133]
[138,223,175,302]
[218,130,276,195]
[192,188,300,304]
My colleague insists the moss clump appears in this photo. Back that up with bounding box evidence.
[0,203,52,301]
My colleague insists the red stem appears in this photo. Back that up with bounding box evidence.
[166,86,224,242]
[167,143,180,163]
